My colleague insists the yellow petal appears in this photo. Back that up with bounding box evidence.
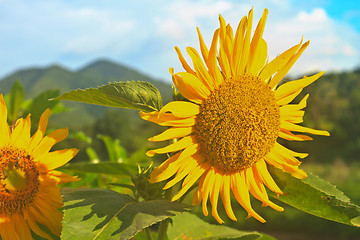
[13,214,32,240]
[146,135,196,157]
[139,110,196,127]
[218,15,232,78]
[278,130,313,141]
[150,150,190,183]
[196,27,209,63]
[174,47,196,74]
[29,108,50,152]
[280,109,305,123]
[279,94,308,113]
[259,39,303,82]
[238,8,253,74]
[281,94,309,112]
[31,128,69,157]
[186,47,214,91]
[265,155,307,179]
[280,121,330,136]
[220,174,237,221]
[269,41,310,88]
[37,148,78,170]
[23,211,52,239]
[10,115,31,149]
[231,172,265,223]
[201,168,216,217]
[275,72,325,100]
[274,142,308,159]
[159,101,200,118]
[171,69,210,104]
[210,172,224,224]
[149,144,199,183]
[233,16,247,76]
[248,9,268,74]
[149,126,193,142]
[255,160,283,195]
[246,166,284,212]
[164,156,198,189]
[276,88,302,106]
[249,38,268,75]
[1,219,20,240]
[48,170,79,184]
[207,28,223,88]
[172,160,210,201]
[271,143,302,166]
[149,153,179,183]
[0,94,10,147]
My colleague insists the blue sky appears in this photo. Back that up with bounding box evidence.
[0,0,359,82]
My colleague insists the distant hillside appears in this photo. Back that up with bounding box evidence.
[0,59,172,128]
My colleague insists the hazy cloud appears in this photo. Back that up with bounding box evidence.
[0,0,359,81]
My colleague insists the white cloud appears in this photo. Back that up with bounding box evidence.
[0,0,359,81]
[261,7,360,76]
[297,8,327,22]
[154,0,233,40]
[60,8,135,55]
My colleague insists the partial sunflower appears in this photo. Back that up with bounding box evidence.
[140,8,329,223]
[0,94,78,239]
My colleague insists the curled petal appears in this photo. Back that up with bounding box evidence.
[159,101,200,118]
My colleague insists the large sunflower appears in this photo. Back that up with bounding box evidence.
[140,8,329,223]
[0,94,78,239]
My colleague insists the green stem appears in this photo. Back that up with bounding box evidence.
[157,188,173,240]
[157,219,169,240]
[145,227,154,240]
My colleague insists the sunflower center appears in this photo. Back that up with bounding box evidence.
[194,74,280,173]
[0,147,40,214]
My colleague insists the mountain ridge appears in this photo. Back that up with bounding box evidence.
[0,59,172,128]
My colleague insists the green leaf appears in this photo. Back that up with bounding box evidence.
[256,233,277,240]
[22,89,61,127]
[270,168,360,227]
[167,212,262,240]
[60,161,137,176]
[97,134,127,163]
[56,81,162,112]
[86,147,100,163]
[107,183,136,194]
[70,131,92,144]
[6,80,24,122]
[61,188,190,240]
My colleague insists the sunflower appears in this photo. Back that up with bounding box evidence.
[0,94,78,239]
[140,8,329,223]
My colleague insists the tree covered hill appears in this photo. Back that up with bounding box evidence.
[0,59,173,128]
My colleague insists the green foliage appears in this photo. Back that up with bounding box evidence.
[61,188,191,240]
[2,80,67,130]
[86,146,100,163]
[90,108,165,157]
[97,134,127,163]
[4,64,360,239]
[22,89,64,127]
[5,80,24,123]
[287,70,360,163]
[131,165,166,201]
[167,212,262,240]
[269,167,360,227]
[61,161,137,177]
[56,81,163,112]
[0,60,172,129]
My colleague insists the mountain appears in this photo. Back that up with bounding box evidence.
[0,59,172,99]
[0,59,172,128]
